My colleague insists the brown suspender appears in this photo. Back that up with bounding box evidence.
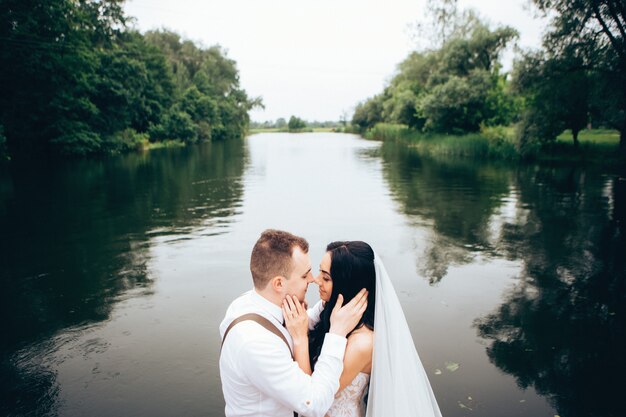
[220,313,298,416]
[221,313,294,358]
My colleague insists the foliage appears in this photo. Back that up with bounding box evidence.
[250,119,342,130]
[276,118,287,129]
[287,116,307,131]
[365,123,413,141]
[0,2,258,159]
[149,107,198,144]
[525,0,626,156]
[352,94,386,131]
[512,47,592,148]
[366,123,520,160]
[103,128,150,154]
[412,0,460,49]
[353,16,518,135]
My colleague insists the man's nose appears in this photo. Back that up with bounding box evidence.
[307,273,315,284]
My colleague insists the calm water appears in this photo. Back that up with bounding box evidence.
[1,133,624,417]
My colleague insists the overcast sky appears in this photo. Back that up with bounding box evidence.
[124,0,547,122]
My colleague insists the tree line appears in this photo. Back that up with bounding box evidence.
[0,0,260,159]
[352,0,626,158]
[250,117,344,131]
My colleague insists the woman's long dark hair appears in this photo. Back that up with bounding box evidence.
[309,241,376,368]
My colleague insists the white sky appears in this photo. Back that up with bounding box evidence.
[124,0,547,122]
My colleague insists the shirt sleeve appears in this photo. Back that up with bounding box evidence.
[239,330,346,417]
[307,300,325,330]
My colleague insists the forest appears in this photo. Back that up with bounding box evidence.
[0,0,260,159]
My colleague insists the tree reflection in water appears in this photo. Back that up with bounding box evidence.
[0,140,246,416]
[381,140,625,416]
[475,168,626,417]
[381,141,511,283]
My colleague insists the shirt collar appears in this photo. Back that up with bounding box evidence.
[251,289,283,323]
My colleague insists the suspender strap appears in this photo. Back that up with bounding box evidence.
[221,313,293,358]
[221,313,298,416]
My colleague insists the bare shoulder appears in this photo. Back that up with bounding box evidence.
[346,327,374,356]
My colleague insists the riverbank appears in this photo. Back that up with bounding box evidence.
[364,123,623,164]
[248,127,337,134]
[141,139,186,151]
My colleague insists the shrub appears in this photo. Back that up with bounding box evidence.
[103,128,149,153]
[149,109,198,143]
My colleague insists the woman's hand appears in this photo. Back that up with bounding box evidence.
[282,295,309,345]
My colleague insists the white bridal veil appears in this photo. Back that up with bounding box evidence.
[365,254,443,417]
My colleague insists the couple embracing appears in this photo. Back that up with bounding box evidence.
[219,229,442,417]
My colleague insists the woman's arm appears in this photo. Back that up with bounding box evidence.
[283,295,312,375]
[337,331,373,392]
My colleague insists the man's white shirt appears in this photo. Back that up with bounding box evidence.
[219,290,345,417]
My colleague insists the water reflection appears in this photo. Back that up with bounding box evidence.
[2,134,623,417]
[475,169,626,417]
[380,142,512,282]
[381,141,625,416]
[0,140,246,416]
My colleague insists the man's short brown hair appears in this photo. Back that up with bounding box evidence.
[250,229,309,289]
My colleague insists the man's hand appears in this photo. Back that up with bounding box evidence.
[329,288,368,337]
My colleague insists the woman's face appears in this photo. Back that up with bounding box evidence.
[316,251,333,303]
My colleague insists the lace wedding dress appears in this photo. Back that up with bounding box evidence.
[326,372,370,417]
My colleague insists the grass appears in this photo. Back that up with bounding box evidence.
[556,128,620,145]
[365,123,519,160]
[141,139,186,151]
[541,129,621,162]
[363,123,623,164]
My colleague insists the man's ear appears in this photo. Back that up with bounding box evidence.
[270,275,284,293]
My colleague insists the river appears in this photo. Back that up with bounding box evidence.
[1,133,624,417]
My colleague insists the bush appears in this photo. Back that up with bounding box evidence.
[514,111,561,158]
[365,123,412,141]
[288,116,306,131]
[363,122,521,160]
[480,124,518,158]
[149,109,198,143]
[103,128,149,153]
[50,127,102,155]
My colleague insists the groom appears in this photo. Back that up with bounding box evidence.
[219,229,368,417]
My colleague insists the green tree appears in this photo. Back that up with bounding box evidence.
[0,11,258,158]
[512,49,590,148]
[412,0,460,49]
[0,0,127,156]
[352,94,385,131]
[144,30,260,142]
[415,22,518,133]
[276,118,287,129]
[287,116,306,131]
[366,17,517,135]
[91,31,175,151]
[531,0,626,156]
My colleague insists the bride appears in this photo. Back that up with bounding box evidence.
[282,241,443,417]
